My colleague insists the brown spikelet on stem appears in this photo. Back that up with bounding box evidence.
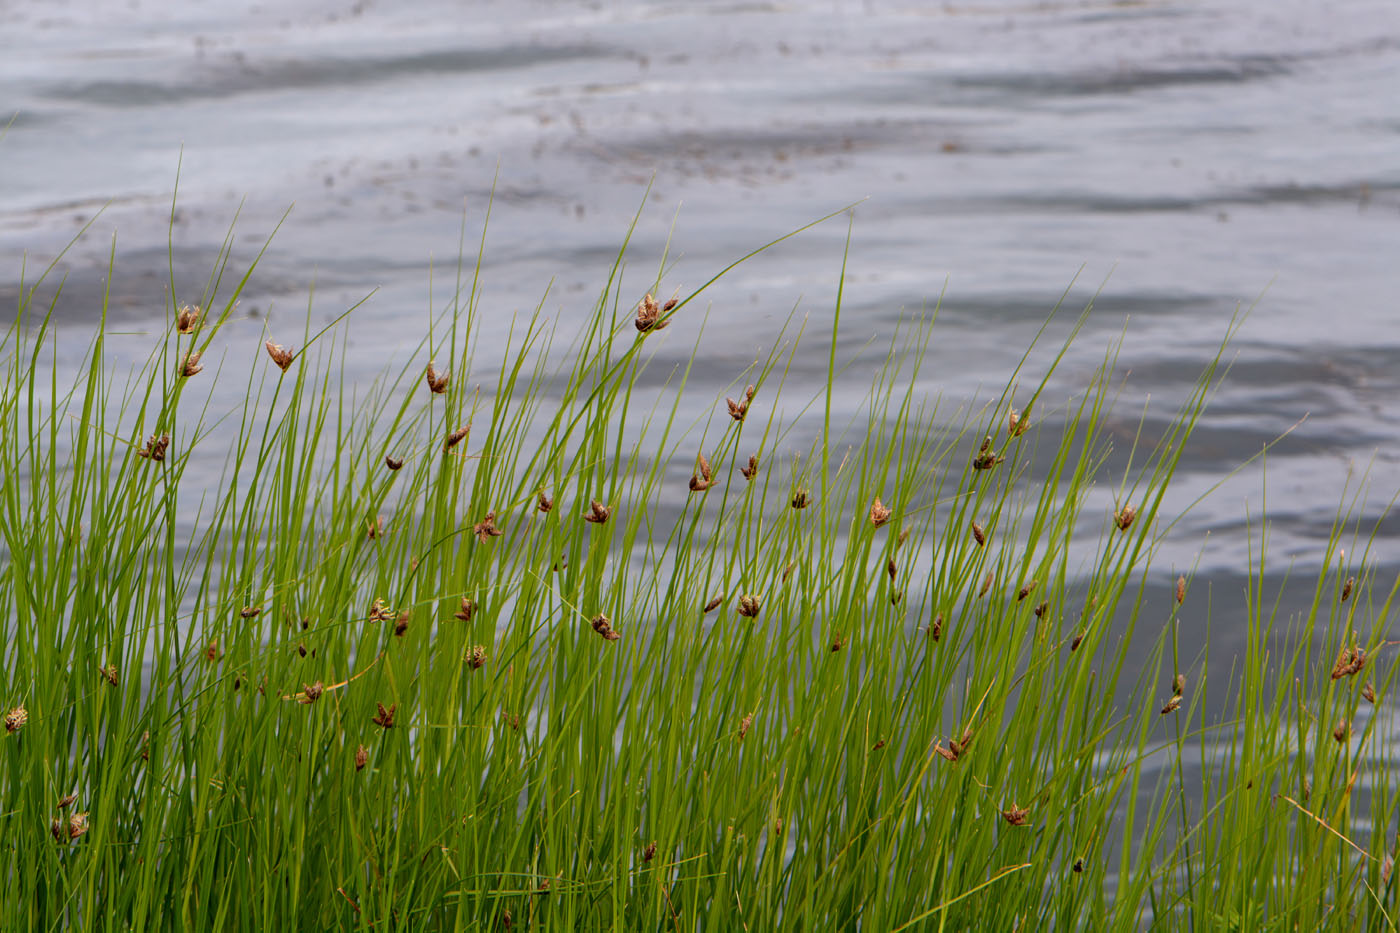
[204,640,220,663]
[642,841,657,863]
[384,455,404,471]
[1160,696,1182,715]
[179,349,203,377]
[633,293,671,334]
[740,455,759,481]
[372,702,397,728]
[830,632,845,652]
[466,645,488,669]
[1033,601,1048,619]
[99,664,119,687]
[1363,682,1377,704]
[4,706,27,733]
[138,434,170,462]
[1342,576,1355,602]
[264,341,295,371]
[368,598,394,623]
[583,499,612,524]
[444,424,470,451]
[886,557,897,583]
[738,712,754,741]
[354,745,369,771]
[453,597,477,623]
[176,304,201,333]
[536,489,554,512]
[929,614,942,641]
[689,453,715,492]
[299,681,324,705]
[1007,406,1030,437]
[56,793,77,811]
[1331,644,1367,680]
[703,595,724,613]
[737,594,761,618]
[1070,631,1084,651]
[1001,804,1030,827]
[869,496,892,528]
[979,572,994,599]
[590,614,621,642]
[1332,721,1351,744]
[1017,580,1037,602]
[1114,504,1138,531]
[790,488,809,510]
[972,436,1004,470]
[366,515,384,539]
[424,361,450,395]
[240,605,262,619]
[971,521,986,547]
[393,611,410,637]
[1175,575,1186,605]
[1173,674,1186,697]
[473,511,503,542]
[726,395,750,422]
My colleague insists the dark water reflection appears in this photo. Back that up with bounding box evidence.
[2,0,1398,654]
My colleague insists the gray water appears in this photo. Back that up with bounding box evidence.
[4,0,1400,680]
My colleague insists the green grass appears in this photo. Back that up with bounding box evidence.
[2,202,1398,932]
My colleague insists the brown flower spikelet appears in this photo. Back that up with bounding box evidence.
[737,594,761,618]
[264,340,295,371]
[444,424,470,451]
[4,706,27,733]
[176,304,200,333]
[474,511,503,542]
[869,496,892,528]
[424,361,449,395]
[583,499,612,524]
[740,455,759,481]
[372,702,397,728]
[180,350,203,377]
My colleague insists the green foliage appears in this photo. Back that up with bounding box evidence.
[1,206,1396,931]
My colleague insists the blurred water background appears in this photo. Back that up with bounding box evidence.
[2,0,1399,680]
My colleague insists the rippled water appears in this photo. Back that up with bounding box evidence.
[4,0,1399,672]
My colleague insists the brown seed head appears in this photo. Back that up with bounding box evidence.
[642,841,657,862]
[886,557,898,583]
[934,743,957,763]
[869,496,892,528]
[726,396,750,422]
[590,613,621,642]
[689,452,716,492]
[740,455,759,481]
[1017,580,1037,602]
[369,598,393,623]
[1114,504,1138,531]
[1333,721,1351,744]
[971,521,986,547]
[453,597,477,623]
[1331,644,1367,680]
[4,706,28,733]
[972,437,1004,470]
[466,645,488,670]
[1070,631,1084,651]
[473,511,503,542]
[790,488,809,510]
[366,515,384,539]
[180,349,203,377]
[536,489,554,513]
[1008,406,1030,437]
[634,293,671,334]
[444,424,470,451]
[424,361,450,395]
[176,304,201,334]
[830,632,845,652]
[703,595,724,613]
[264,340,295,371]
[1342,576,1355,602]
[929,614,943,642]
[738,712,754,741]
[979,572,994,599]
[240,605,262,619]
[737,594,761,618]
[583,499,612,524]
[1175,575,1186,605]
[1363,682,1377,704]
[1002,804,1030,826]
[384,455,404,471]
[372,702,397,728]
[56,793,77,810]
[354,744,369,771]
[393,611,410,637]
[68,812,90,840]
[1160,696,1182,715]
[300,681,325,704]
[100,664,119,687]
[1173,673,1186,697]
[1034,601,1048,619]
[138,433,171,462]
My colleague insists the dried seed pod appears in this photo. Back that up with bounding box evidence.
[99,664,118,687]
[424,361,450,395]
[4,706,28,733]
[740,455,759,481]
[68,812,90,840]
[1342,576,1355,602]
[1072,858,1084,873]
[929,614,942,642]
[1331,644,1367,680]
[872,738,887,750]
[453,597,477,623]
[1007,406,1030,438]
[176,304,201,334]
[726,396,750,422]
[444,424,470,451]
[703,595,724,613]
[138,433,171,462]
[790,488,809,510]
[590,613,621,642]
[634,293,671,334]
[240,606,262,619]
[366,515,384,539]
[536,489,554,512]
[642,841,657,863]
[782,562,796,583]
[299,681,324,704]
[264,340,295,371]
[466,645,488,669]
[354,744,369,771]
[1070,631,1084,652]
[738,712,754,741]
[473,511,503,542]
[689,452,716,492]
[583,499,612,524]
[897,527,911,548]
[1017,580,1037,602]
[1160,696,1181,715]
[972,436,1004,471]
[1033,601,1048,619]
[204,640,220,662]
[934,744,957,763]
[56,793,77,810]
[179,349,203,377]
[1363,682,1377,704]
[393,611,410,637]
[1172,673,1186,697]
[736,594,761,618]
[368,598,394,623]
[869,496,892,528]
[830,632,845,652]
[971,521,986,547]
[372,702,397,728]
[1175,575,1186,605]
[1001,804,1029,826]
[1114,504,1137,531]
[979,572,994,599]
[1332,721,1351,743]
[296,642,307,658]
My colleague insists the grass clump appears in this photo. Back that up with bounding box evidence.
[1,207,1398,931]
